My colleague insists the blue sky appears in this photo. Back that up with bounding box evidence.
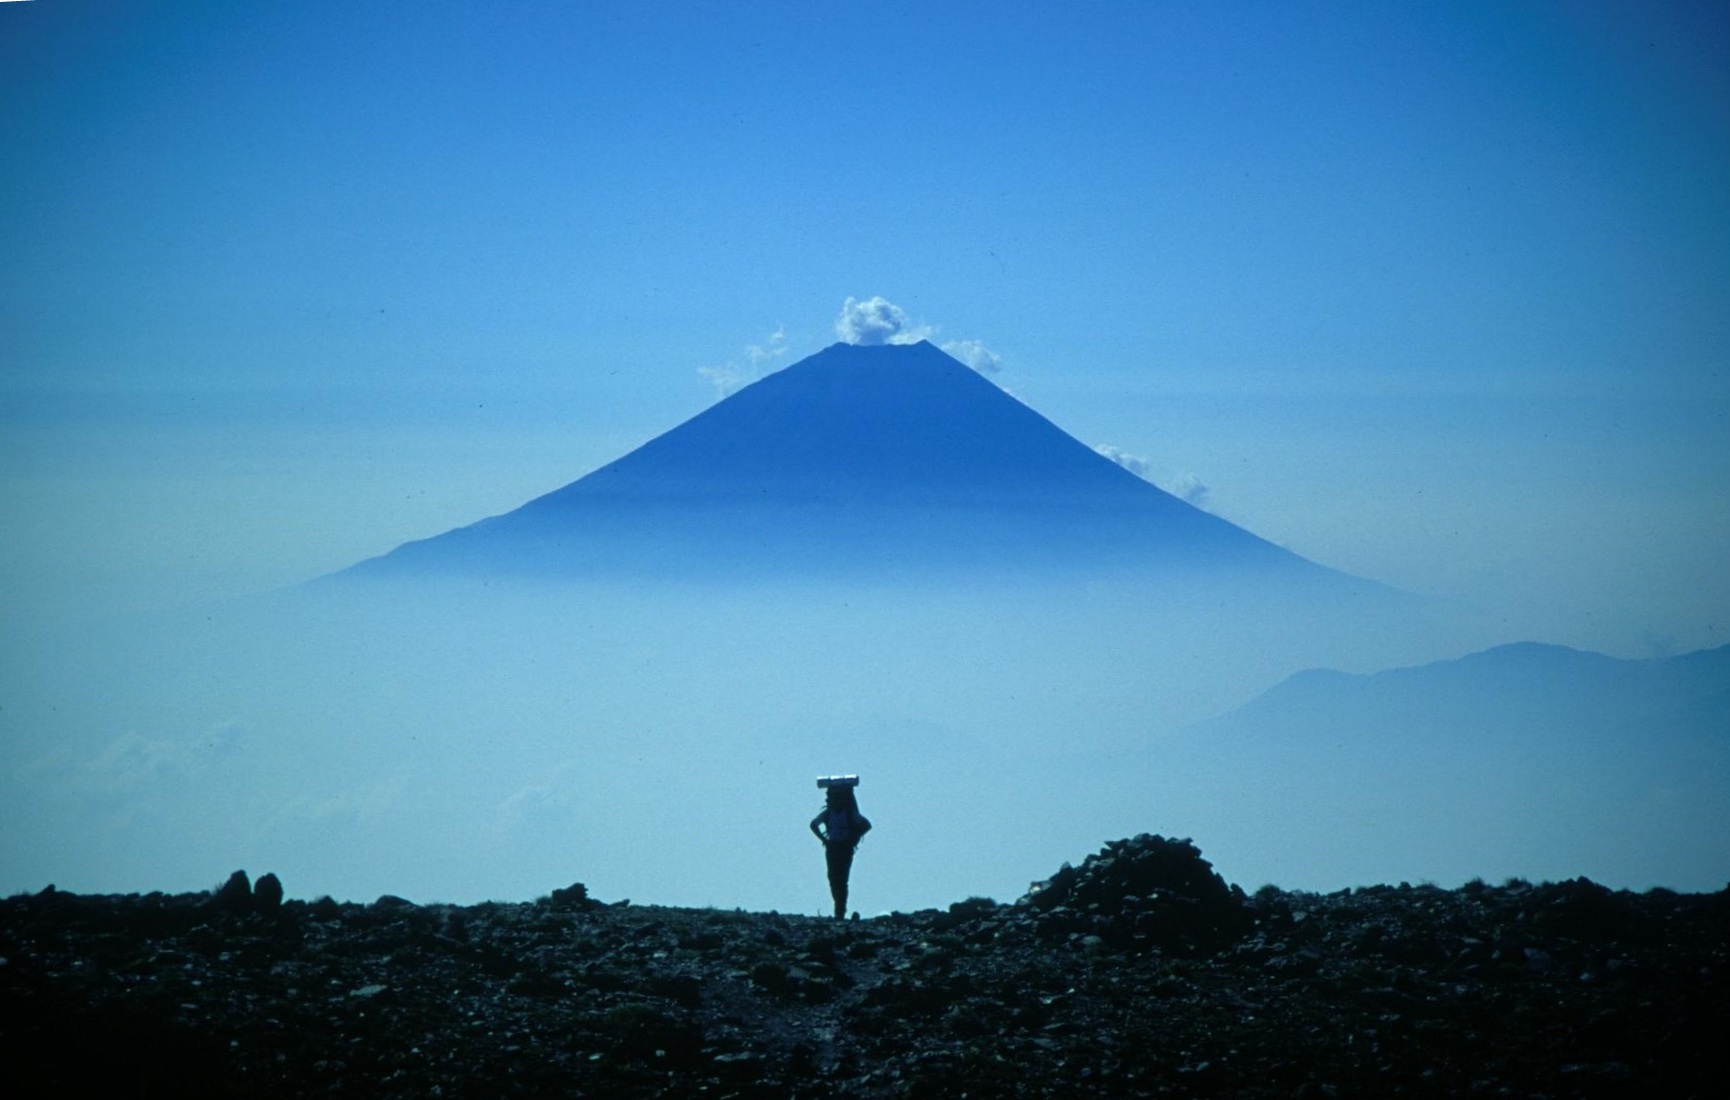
[3,0,1727,651]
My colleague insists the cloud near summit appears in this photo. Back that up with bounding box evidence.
[835,296,1003,375]
[940,338,1002,375]
[835,296,931,346]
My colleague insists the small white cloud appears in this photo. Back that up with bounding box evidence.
[834,298,1004,376]
[84,732,177,794]
[698,364,745,398]
[941,338,1002,375]
[79,720,249,795]
[700,325,790,399]
[272,778,405,827]
[488,761,581,843]
[1163,472,1211,509]
[1095,445,1212,510]
[835,296,932,346]
[494,780,575,839]
[1094,444,1154,481]
[746,325,788,367]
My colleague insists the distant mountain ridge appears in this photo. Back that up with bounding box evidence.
[1156,641,1730,891]
[337,341,1378,587]
[1238,641,1730,734]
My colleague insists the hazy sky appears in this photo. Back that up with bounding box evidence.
[4,0,1727,652]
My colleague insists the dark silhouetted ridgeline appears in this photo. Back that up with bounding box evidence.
[3,836,1725,1099]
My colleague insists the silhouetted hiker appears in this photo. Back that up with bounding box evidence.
[810,776,871,918]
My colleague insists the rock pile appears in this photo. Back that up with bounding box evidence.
[1016,834,1250,954]
[204,870,286,919]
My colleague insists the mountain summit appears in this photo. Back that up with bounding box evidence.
[340,341,1365,585]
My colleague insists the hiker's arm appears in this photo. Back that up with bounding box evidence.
[810,815,826,843]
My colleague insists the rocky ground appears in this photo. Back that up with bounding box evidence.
[3,835,1725,1099]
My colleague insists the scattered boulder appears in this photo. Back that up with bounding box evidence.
[548,882,595,910]
[932,896,1000,931]
[253,873,284,913]
[208,870,252,915]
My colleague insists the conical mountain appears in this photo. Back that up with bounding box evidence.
[339,341,1368,586]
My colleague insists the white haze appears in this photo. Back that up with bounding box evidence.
[5,568,1644,915]
[5,334,1723,909]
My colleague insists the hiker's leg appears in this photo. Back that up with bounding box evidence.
[826,845,853,917]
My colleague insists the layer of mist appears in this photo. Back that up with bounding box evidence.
[7,340,1721,910]
[2,572,1499,912]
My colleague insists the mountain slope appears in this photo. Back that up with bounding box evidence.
[338,341,1371,585]
[1148,643,1730,890]
[1224,641,1730,753]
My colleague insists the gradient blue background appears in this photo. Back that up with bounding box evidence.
[4,0,1727,652]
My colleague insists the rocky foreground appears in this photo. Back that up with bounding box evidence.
[3,836,1725,1099]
